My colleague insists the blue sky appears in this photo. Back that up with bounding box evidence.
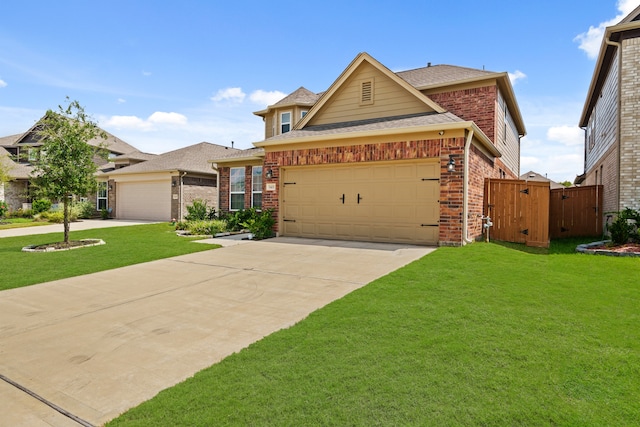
[1,0,638,182]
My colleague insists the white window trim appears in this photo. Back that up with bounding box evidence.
[229,167,245,211]
[97,181,108,210]
[280,111,292,134]
[300,110,308,119]
[252,166,263,210]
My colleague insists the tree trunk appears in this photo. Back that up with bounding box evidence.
[63,196,70,244]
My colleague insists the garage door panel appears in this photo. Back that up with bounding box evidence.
[116,181,170,221]
[282,160,440,245]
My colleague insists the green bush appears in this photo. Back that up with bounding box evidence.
[32,198,52,214]
[186,219,228,236]
[76,200,95,219]
[174,220,189,231]
[36,205,79,223]
[241,209,275,240]
[7,208,33,218]
[0,201,8,219]
[185,199,216,221]
[222,209,256,232]
[609,207,640,245]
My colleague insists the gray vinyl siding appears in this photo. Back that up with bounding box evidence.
[586,50,619,173]
[496,90,520,174]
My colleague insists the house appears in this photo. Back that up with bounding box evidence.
[212,52,526,246]
[0,121,140,212]
[578,5,640,215]
[100,142,241,221]
[519,171,566,190]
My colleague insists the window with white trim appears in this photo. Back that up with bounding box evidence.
[280,112,291,134]
[230,167,245,211]
[97,182,108,210]
[252,166,262,209]
[301,110,308,119]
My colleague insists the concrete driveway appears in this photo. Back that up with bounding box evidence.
[0,237,434,426]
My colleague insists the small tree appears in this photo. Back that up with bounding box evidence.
[31,98,107,243]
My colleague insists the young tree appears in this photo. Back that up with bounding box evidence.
[31,98,107,244]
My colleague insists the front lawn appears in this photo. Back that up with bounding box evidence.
[0,223,217,291]
[108,238,640,426]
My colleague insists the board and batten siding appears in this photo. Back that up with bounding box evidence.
[619,37,640,210]
[309,62,432,126]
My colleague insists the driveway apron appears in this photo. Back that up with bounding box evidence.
[0,237,434,426]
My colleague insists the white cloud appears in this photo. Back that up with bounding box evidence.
[142,71,152,76]
[117,98,126,104]
[508,70,526,85]
[104,115,153,131]
[211,87,246,103]
[0,78,6,88]
[148,111,188,125]
[249,89,287,106]
[575,0,640,59]
[546,125,584,146]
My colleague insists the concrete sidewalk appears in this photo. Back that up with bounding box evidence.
[0,219,157,238]
[0,236,435,426]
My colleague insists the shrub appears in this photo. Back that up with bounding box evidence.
[32,198,52,214]
[186,219,228,236]
[174,220,189,231]
[0,201,8,219]
[75,200,95,219]
[609,207,640,245]
[185,199,216,221]
[241,209,275,240]
[222,209,256,232]
[8,208,33,218]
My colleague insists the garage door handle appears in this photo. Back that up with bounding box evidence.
[283,219,296,222]
[357,193,362,204]
[340,194,345,204]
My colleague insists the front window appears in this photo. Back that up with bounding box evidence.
[252,166,262,209]
[230,167,245,210]
[280,112,291,134]
[301,110,308,119]
[97,182,108,210]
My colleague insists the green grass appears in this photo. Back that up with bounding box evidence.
[0,223,217,291]
[108,238,640,426]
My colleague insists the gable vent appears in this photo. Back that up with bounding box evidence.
[360,78,374,105]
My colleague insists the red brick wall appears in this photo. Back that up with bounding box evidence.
[429,86,497,143]
[222,137,505,245]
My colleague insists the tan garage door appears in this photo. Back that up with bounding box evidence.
[281,160,440,245]
[116,181,171,221]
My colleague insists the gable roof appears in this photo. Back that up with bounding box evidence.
[253,87,320,117]
[295,52,446,130]
[396,64,498,88]
[0,146,32,179]
[520,170,565,189]
[208,147,265,164]
[0,134,22,147]
[103,142,241,176]
[580,6,640,126]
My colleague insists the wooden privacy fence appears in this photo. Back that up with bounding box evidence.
[549,185,603,239]
[484,179,603,248]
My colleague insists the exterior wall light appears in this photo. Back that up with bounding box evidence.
[447,154,456,172]
[266,168,273,179]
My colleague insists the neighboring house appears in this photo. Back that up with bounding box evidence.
[578,5,640,215]
[100,142,241,221]
[212,52,526,246]
[519,171,566,190]
[0,121,139,212]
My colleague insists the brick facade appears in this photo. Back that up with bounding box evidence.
[429,86,497,142]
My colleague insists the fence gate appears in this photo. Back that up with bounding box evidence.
[484,179,550,248]
[549,185,602,238]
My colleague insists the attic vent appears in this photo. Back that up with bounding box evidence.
[360,78,374,105]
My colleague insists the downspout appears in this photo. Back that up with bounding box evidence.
[463,128,474,244]
[179,171,187,221]
[605,36,622,210]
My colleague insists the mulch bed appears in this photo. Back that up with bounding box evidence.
[22,239,105,252]
[589,243,640,253]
